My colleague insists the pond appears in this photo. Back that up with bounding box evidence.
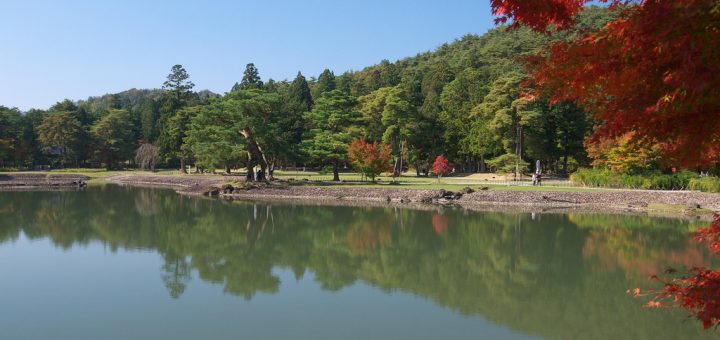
[0,185,716,339]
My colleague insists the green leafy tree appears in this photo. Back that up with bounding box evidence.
[276,72,312,153]
[0,106,22,167]
[21,109,49,166]
[185,90,285,174]
[381,85,418,175]
[184,101,246,173]
[357,87,392,142]
[264,78,278,93]
[439,68,488,165]
[301,90,360,181]
[487,153,530,175]
[37,112,83,166]
[476,73,537,158]
[92,109,136,169]
[225,89,287,177]
[135,97,159,142]
[162,106,200,173]
[158,64,196,171]
[523,100,589,174]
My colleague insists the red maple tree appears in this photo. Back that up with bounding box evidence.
[432,155,452,180]
[493,0,720,167]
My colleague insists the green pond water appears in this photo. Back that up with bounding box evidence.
[0,185,717,339]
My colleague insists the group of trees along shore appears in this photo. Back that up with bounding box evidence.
[0,4,718,180]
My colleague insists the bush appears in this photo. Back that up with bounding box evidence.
[487,154,529,174]
[570,168,698,190]
[689,177,720,193]
[318,165,334,175]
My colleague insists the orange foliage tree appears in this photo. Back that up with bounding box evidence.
[492,0,720,167]
[585,132,662,173]
[347,137,393,183]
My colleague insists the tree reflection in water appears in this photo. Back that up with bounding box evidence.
[0,186,716,339]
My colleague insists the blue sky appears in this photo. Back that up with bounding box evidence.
[0,0,495,111]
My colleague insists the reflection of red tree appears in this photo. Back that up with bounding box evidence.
[583,228,706,280]
[432,213,448,235]
[638,215,720,329]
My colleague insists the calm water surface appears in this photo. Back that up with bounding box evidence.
[0,185,716,339]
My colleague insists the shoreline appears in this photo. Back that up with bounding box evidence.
[104,174,720,218]
[1,172,716,219]
[0,173,90,189]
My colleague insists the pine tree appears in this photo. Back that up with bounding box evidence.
[300,90,359,181]
[162,64,195,102]
[232,63,263,91]
[287,71,313,114]
[312,69,336,99]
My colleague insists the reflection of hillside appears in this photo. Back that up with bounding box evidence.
[0,187,715,339]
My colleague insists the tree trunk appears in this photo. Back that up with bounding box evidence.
[562,136,570,174]
[268,162,275,180]
[246,158,255,182]
[240,128,269,179]
[398,140,404,176]
[180,158,187,174]
[332,160,340,182]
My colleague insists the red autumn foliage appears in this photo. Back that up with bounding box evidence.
[491,0,613,31]
[431,155,452,178]
[493,0,720,167]
[634,214,720,329]
[347,137,393,182]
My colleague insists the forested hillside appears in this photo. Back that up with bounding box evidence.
[0,7,661,177]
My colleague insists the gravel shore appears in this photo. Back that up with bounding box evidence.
[106,174,720,215]
[0,173,89,189]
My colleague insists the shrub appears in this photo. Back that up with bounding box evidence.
[318,165,334,175]
[689,177,720,193]
[570,168,698,190]
[487,153,529,174]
